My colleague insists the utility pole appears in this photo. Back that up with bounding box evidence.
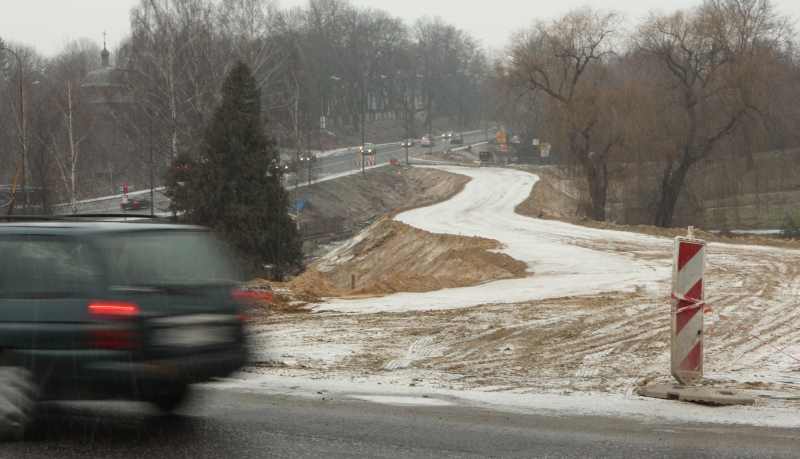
[458,74,462,141]
[404,78,409,165]
[118,67,155,217]
[294,167,300,230]
[361,82,365,175]
[428,97,433,157]
[149,111,154,217]
[484,73,491,142]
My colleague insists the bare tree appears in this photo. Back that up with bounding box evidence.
[39,40,99,213]
[121,0,220,161]
[500,7,622,221]
[633,0,794,227]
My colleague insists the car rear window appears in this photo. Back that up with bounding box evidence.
[103,231,241,287]
[0,236,101,298]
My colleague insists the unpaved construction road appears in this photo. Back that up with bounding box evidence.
[244,165,800,426]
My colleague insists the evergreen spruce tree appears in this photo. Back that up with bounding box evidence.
[165,61,303,279]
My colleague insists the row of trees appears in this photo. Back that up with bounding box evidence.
[499,0,800,228]
[3,0,800,231]
[0,0,488,214]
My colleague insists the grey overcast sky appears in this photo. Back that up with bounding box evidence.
[1,0,798,57]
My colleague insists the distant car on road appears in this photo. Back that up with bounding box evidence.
[360,143,377,155]
[442,131,454,140]
[450,134,463,145]
[120,197,150,210]
[420,135,435,147]
[401,139,415,148]
[299,155,317,163]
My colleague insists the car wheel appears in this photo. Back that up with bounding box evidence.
[0,367,40,441]
[149,385,189,413]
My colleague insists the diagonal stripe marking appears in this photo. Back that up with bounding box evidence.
[675,279,703,336]
[678,341,703,372]
[678,242,704,271]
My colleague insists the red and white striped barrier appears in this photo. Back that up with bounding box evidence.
[356,156,378,167]
[670,229,706,386]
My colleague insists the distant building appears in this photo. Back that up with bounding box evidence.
[81,44,130,104]
[80,40,139,196]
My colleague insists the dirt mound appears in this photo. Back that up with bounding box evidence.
[245,271,347,310]
[287,268,347,298]
[351,274,464,295]
[312,218,528,296]
[514,170,581,220]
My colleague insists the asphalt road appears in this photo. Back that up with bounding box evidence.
[295,129,494,183]
[4,386,798,458]
[55,189,170,217]
[53,130,494,217]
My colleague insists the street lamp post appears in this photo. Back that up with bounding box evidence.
[483,73,490,142]
[394,73,414,166]
[404,77,409,165]
[458,73,463,141]
[428,90,433,157]
[417,74,431,156]
[360,81,365,175]
[330,75,368,174]
[2,47,30,213]
[149,113,153,216]
[118,67,156,216]
[328,75,341,148]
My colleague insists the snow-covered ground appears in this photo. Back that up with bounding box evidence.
[211,373,800,428]
[316,167,673,314]
[231,166,800,426]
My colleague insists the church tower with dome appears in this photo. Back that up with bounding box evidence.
[81,36,130,104]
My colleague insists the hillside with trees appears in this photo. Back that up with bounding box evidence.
[1,0,800,231]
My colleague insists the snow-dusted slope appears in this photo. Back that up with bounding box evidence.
[315,167,673,313]
[241,165,800,425]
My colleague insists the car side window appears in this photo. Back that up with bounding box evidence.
[0,236,101,298]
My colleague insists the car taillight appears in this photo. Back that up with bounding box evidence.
[87,301,140,349]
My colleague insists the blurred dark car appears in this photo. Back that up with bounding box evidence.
[442,131,454,140]
[450,134,463,145]
[401,139,415,148]
[0,222,249,439]
[120,197,150,210]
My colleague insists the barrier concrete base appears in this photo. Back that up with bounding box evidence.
[637,384,755,406]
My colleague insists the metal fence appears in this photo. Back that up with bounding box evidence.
[300,216,345,238]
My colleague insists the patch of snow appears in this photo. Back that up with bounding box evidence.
[314,167,673,313]
[240,165,800,424]
[210,374,800,428]
[353,395,455,406]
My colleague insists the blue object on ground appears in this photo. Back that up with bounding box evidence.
[291,198,309,212]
